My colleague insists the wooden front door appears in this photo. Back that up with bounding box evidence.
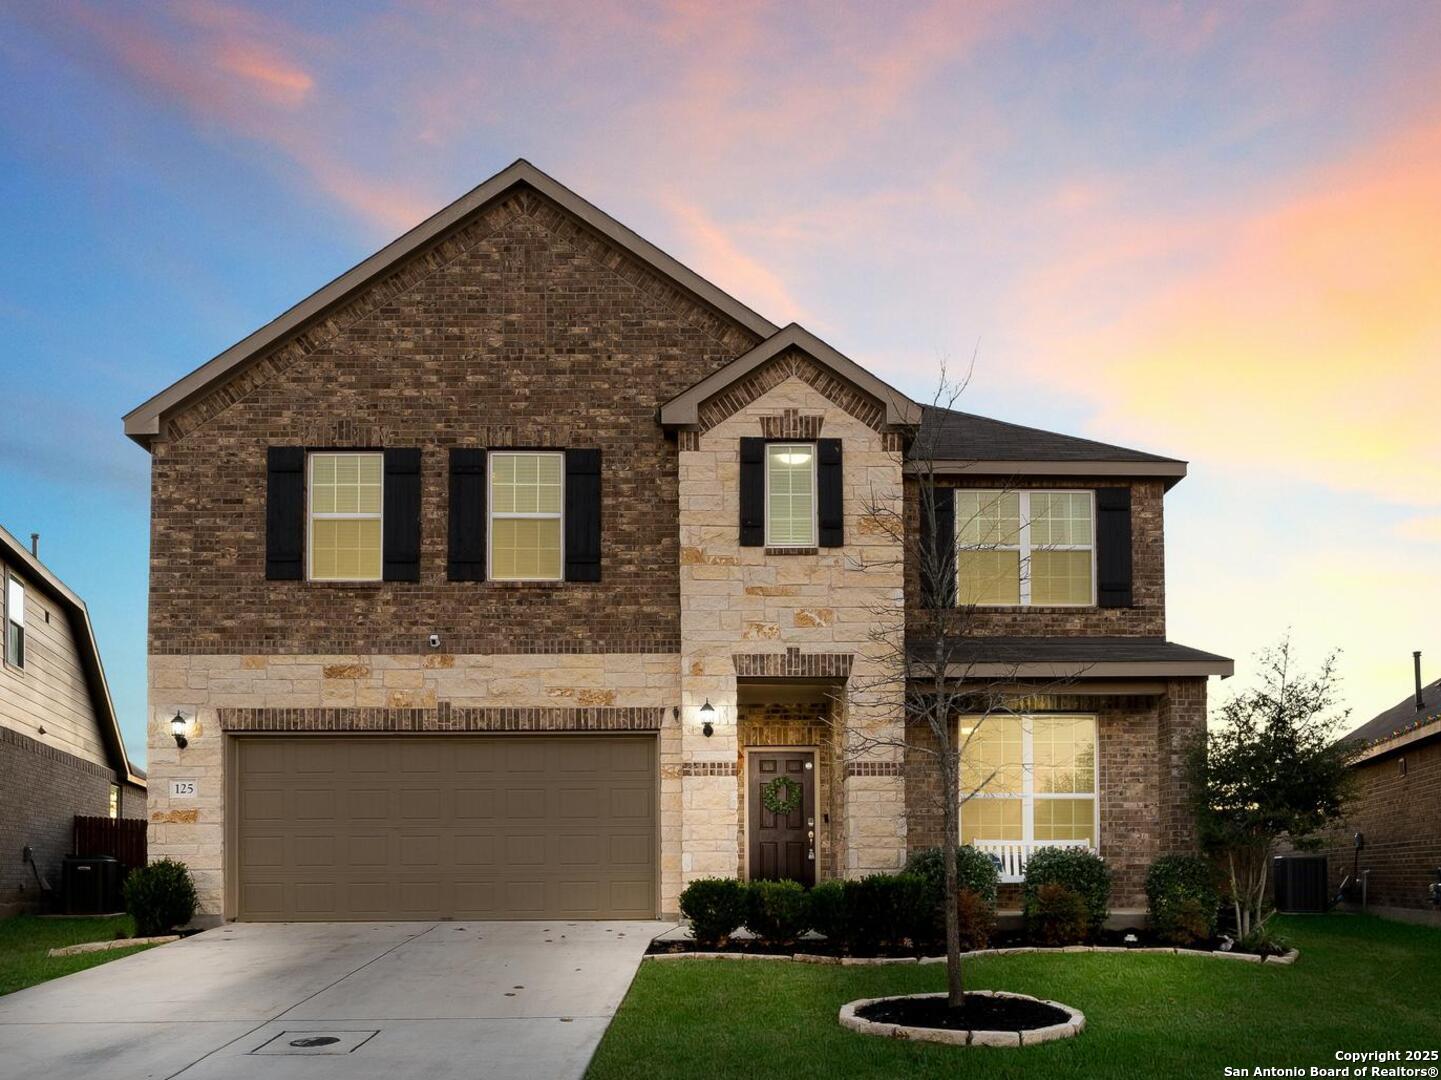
[747,750,816,886]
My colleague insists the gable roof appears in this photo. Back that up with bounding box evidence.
[0,525,145,786]
[124,159,781,448]
[659,323,922,429]
[909,406,1188,486]
[1342,677,1441,761]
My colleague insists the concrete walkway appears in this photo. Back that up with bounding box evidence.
[0,919,673,1080]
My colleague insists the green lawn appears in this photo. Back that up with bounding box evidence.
[589,915,1441,1079]
[0,915,160,997]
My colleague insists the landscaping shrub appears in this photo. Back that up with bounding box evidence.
[955,887,997,951]
[745,880,811,947]
[1145,854,1221,945]
[1025,883,1089,946]
[844,874,931,953]
[807,879,847,943]
[1022,846,1112,938]
[903,846,1002,946]
[123,858,197,937]
[679,878,748,946]
[1236,921,1289,957]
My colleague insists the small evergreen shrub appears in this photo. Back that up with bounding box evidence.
[123,858,197,937]
[745,880,811,947]
[954,887,997,951]
[679,878,748,946]
[807,879,847,944]
[903,846,1002,946]
[1145,854,1220,945]
[1236,921,1289,957]
[844,874,931,953]
[1025,883,1089,946]
[1022,846,1112,938]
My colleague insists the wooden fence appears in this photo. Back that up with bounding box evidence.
[73,816,147,873]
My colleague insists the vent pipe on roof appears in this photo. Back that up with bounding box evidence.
[29,533,38,557]
[1415,651,1425,710]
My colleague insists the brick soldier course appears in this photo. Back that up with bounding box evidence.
[125,159,1230,922]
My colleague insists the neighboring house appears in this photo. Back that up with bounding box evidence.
[0,525,146,916]
[123,159,1231,924]
[1317,654,1441,926]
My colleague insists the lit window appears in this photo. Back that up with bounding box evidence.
[955,490,1094,606]
[309,453,384,582]
[489,452,564,581]
[5,574,24,668]
[765,443,816,547]
[960,715,1097,847]
[109,784,119,819]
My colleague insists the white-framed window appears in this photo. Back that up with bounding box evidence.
[960,714,1098,847]
[109,784,120,819]
[489,451,564,581]
[4,572,24,668]
[955,489,1095,606]
[765,442,817,547]
[308,452,384,582]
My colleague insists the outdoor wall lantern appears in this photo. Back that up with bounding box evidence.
[698,699,716,738]
[171,711,189,749]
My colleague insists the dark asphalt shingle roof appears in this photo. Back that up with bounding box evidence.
[1342,678,1441,747]
[912,405,1183,464]
[908,635,1232,666]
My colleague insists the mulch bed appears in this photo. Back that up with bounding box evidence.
[856,994,1070,1032]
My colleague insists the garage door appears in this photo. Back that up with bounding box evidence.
[233,735,656,921]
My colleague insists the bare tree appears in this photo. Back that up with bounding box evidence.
[838,366,1082,1012]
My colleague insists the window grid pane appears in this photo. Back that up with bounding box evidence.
[490,452,564,581]
[766,444,816,547]
[954,490,1094,607]
[309,453,384,582]
[959,715,1098,848]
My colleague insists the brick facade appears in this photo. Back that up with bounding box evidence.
[0,726,144,916]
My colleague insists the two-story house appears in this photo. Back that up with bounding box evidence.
[124,160,1230,925]
[1,524,146,915]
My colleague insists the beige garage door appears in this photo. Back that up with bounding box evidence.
[234,735,656,921]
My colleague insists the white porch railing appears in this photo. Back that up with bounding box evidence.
[973,839,1093,883]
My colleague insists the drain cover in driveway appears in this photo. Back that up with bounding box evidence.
[251,1030,379,1055]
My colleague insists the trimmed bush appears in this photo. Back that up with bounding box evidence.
[955,887,997,951]
[845,874,932,953]
[1022,846,1112,938]
[1146,854,1220,945]
[807,879,847,943]
[903,846,1002,946]
[679,877,748,946]
[1026,883,1089,946]
[123,858,197,937]
[745,880,811,947]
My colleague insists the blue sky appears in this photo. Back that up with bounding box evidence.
[3,2,1440,765]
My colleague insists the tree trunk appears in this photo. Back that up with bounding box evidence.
[942,746,964,1010]
[1228,850,1245,938]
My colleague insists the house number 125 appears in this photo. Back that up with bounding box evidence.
[169,778,198,798]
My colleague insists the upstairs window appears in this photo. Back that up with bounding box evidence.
[309,453,384,582]
[5,573,23,668]
[955,490,1095,606]
[489,451,564,581]
[765,443,816,547]
[109,784,120,819]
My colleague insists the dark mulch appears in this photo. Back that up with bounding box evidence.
[857,993,1070,1032]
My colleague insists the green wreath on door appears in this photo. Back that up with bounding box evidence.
[761,775,804,816]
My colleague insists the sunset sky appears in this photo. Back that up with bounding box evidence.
[2,1,1438,765]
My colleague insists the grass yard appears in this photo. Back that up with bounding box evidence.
[589,915,1441,1079]
[0,914,159,997]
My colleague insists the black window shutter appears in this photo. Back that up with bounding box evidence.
[448,448,487,582]
[817,439,843,547]
[265,447,305,580]
[739,437,765,546]
[1096,486,1133,608]
[919,484,957,607]
[383,448,422,582]
[564,449,602,582]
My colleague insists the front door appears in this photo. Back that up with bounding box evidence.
[747,750,816,886]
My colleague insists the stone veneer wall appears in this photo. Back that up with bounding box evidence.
[148,651,680,917]
[904,682,1206,910]
[736,699,843,881]
[676,371,907,891]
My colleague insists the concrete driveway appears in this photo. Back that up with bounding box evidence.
[0,919,672,1080]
